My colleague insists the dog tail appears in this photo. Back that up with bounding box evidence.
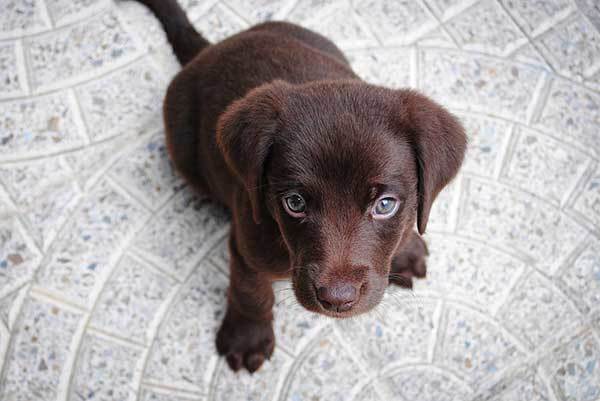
[135,0,210,65]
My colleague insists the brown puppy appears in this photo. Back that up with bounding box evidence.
[135,0,467,373]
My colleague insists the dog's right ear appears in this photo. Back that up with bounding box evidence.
[216,80,290,224]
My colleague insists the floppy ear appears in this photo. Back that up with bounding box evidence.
[216,80,290,224]
[394,90,467,234]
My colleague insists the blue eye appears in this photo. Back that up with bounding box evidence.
[372,196,399,218]
[283,193,306,217]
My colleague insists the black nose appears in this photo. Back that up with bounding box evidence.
[316,283,359,312]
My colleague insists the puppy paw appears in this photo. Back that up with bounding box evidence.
[389,233,428,289]
[216,309,275,373]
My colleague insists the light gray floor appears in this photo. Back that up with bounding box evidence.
[1,0,600,400]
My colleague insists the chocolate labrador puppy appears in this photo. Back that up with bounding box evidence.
[134,0,466,373]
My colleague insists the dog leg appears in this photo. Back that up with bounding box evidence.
[216,233,275,373]
[389,231,428,289]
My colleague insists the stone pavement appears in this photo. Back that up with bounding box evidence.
[1,0,600,400]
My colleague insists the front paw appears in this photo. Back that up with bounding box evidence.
[216,309,275,373]
[389,233,428,289]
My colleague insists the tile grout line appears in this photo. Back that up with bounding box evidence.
[495,0,559,74]
[493,123,517,181]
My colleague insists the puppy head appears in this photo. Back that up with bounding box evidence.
[217,80,466,317]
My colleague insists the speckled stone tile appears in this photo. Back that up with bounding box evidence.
[282,329,364,401]
[380,365,473,401]
[424,0,475,21]
[350,385,383,401]
[427,178,458,232]
[437,305,525,388]
[415,234,526,313]
[511,43,553,70]
[499,0,573,36]
[132,190,229,280]
[24,10,140,92]
[273,281,329,356]
[571,164,600,228]
[286,0,346,25]
[69,333,145,401]
[0,157,81,250]
[536,11,600,82]
[475,364,551,401]
[419,49,543,122]
[69,334,143,401]
[205,236,229,274]
[556,239,600,314]
[497,271,581,350]
[62,135,132,190]
[34,179,148,307]
[223,0,295,24]
[0,0,50,39]
[0,284,28,332]
[75,59,165,142]
[337,294,437,368]
[542,331,600,401]
[193,2,249,43]
[458,113,511,177]
[0,41,26,98]
[143,260,227,394]
[415,26,457,48]
[0,216,40,297]
[353,0,437,45]
[289,1,378,50]
[89,254,178,344]
[108,133,184,209]
[0,297,84,401]
[346,48,413,89]
[139,387,203,401]
[501,127,590,205]
[210,350,292,401]
[446,0,527,56]
[45,0,110,26]
[0,92,86,161]
[117,0,168,51]
[533,78,600,157]
[457,177,587,267]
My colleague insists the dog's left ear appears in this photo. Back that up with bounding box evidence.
[216,80,291,224]
[393,90,467,234]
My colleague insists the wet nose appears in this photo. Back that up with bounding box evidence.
[316,283,360,312]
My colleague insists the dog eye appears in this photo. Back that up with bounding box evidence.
[372,196,399,219]
[283,193,306,217]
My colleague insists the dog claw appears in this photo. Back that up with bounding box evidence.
[245,352,265,373]
[226,353,243,372]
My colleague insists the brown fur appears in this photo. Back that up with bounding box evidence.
[134,0,467,373]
